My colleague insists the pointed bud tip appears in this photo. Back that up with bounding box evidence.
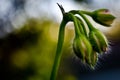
[103,46,108,52]
[57,3,65,15]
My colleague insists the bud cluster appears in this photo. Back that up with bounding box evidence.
[68,9,115,68]
[58,4,115,68]
[50,4,116,80]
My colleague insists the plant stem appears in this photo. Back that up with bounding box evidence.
[50,20,67,80]
[81,10,93,16]
[68,13,81,38]
[75,16,87,36]
[75,16,84,34]
[69,10,95,31]
[77,11,95,31]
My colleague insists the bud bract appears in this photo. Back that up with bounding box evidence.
[90,51,98,68]
[92,9,115,26]
[89,29,108,53]
[73,35,92,64]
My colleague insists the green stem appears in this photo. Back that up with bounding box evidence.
[76,16,84,34]
[81,10,93,16]
[69,10,95,31]
[77,11,95,31]
[76,16,87,36]
[50,20,67,80]
[69,13,81,38]
[80,19,88,36]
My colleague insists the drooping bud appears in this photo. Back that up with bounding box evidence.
[90,51,98,68]
[73,34,92,64]
[89,29,108,53]
[92,9,115,26]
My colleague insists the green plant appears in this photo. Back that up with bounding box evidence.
[50,3,115,80]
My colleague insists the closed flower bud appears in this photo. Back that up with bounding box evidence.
[73,34,92,64]
[89,29,108,53]
[90,51,98,68]
[92,9,115,26]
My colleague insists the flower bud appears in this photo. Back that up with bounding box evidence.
[89,29,108,53]
[90,51,98,68]
[92,9,115,26]
[73,34,92,64]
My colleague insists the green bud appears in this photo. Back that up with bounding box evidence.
[90,51,98,68]
[73,34,92,64]
[92,9,115,26]
[89,29,108,53]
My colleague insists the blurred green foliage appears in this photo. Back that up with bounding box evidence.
[0,18,78,80]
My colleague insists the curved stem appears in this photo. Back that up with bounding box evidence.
[50,20,67,80]
[69,13,81,38]
[77,11,95,31]
[80,19,88,36]
[76,16,87,36]
[75,16,84,34]
[69,10,95,31]
[81,10,93,16]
